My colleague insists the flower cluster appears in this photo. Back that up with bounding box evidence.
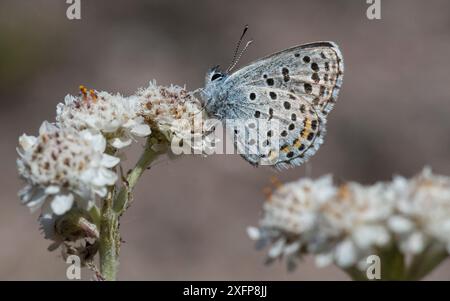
[138,81,217,154]
[248,168,450,272]
[17,121,119,216]
[390,169,450,254]
[56,86,151,149]
[18,82,213,252]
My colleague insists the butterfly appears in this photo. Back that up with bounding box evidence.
[201,26,344,169]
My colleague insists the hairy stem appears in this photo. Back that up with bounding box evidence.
[98,138,161,280]
[99,190,119,281]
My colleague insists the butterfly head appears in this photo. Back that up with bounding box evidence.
[203,65,228,98]
[201,26,252,118]
[206,65,227,84]
[201,65,230,118]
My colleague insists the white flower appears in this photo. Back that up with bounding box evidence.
[388,215,414,234]
[17,121,120,216]
[56,86,151,149]
[391,167,450,254]
[249,168,450,273]
[322,182,394,255]
[260,175,336,235]
[334,239,357,268]
[249,175,396,269]
[249,175,342,267]
[138,81,218,155]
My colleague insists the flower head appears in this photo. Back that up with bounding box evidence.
[248,168,450,271]
[138,81,217,154]
[248,175,343,269]
[389,168,450,254]
[17,121,119,216]
[56,86,151,149]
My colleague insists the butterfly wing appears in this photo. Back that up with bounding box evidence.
[223,41,344,169]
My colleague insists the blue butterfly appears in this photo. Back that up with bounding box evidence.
[201,26,344,169]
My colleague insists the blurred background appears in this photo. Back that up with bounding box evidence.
[1,0,450,280]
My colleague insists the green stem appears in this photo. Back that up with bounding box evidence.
[379,243,406,280]
[113,142,160,214]
[345,244,406,281]
[406,242,447,280]
[345,267,368,281]
[99,191,119,281]
[98,138,161,280]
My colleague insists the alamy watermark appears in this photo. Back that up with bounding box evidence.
[168,117,288,165]
[66,255,81,280]
[366,255,381,280]
[366,0,381,20]
[66,0,81,20]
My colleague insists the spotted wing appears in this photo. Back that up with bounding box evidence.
[226,89,325,169]
[224,42,343,168]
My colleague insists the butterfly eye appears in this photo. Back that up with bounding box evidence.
[211,73,222,81]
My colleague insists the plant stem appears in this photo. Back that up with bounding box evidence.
[113,141,161,214]
[344,244,406,281]
[345,267,368,281]
[99,191,119,281]
[380,243,405,280]
[98,138,161,280]
[406,242,447,280]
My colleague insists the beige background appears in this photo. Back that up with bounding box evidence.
[1,0,450,280]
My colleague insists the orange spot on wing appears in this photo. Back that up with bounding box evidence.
[268,150,278,161]
[281,146,290,153]
[302,119,312,139]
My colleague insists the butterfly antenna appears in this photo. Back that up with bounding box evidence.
[227,39,253,73]
[226,25,250,73]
